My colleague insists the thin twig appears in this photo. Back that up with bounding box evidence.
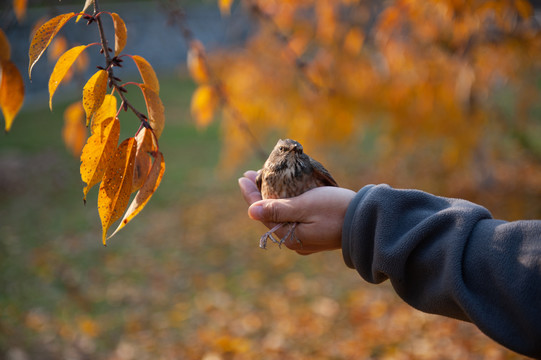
[161,0,268,161]
[92,0,151,128]
[246,0,324,94]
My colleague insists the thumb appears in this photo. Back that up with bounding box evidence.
[248,199,300,224]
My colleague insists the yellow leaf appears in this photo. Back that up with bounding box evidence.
[63,101,87,157]
[0,60,25,132]
[83,69,108,124]
[28,12,76,79]
[80,116,120,201]
[219,0,234,16]
[109,150,164,239]
[98,137,137,245]
[91,94,117,134]
[77,316,99,338]
[191,85,219,129]
[0,29,11,62]
[187,40,210,84]
[76,0,94,23]
[13,0,27,23]
[111,13,127,56]
[129,55,160,94]
[138,84,165,138]
[49,44,93,111]
[132,128,155,193]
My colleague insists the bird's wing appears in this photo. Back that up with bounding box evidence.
[310,158,338,187]
[255,169,263,192]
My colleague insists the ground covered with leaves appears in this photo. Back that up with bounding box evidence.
[0,78,528,360]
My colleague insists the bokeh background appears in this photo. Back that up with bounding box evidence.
[1,0,540,359]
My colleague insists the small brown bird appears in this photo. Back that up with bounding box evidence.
[256,138,338,249]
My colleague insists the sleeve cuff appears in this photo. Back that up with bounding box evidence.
[341,184,374,269]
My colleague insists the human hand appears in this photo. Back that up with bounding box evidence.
[238,170,356,255]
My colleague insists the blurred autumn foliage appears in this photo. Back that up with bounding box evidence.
[194,0,541,220]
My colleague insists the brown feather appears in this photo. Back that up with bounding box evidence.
[255,139,338,248]
[257,139,338,200]
[309,157,338,187]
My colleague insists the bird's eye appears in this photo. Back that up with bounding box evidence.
[279,146,286,152]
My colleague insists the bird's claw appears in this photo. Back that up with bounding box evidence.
[259,231,280,249]
[259,223,302,249]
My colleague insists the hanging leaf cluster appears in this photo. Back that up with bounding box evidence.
[204,0,541,198]
[28,4,165,245]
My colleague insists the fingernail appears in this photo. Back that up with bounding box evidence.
[248,203,264,220]
[238,177,248,190]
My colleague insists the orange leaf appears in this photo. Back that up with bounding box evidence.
[129,55,160,94]
[109,151,164,239]
[83,69,108,124]
[98,137,137,245]
[80,116,120,201]
[187,40,210,84]
[219,0,234,16]
[191,85,219,128]
[49,44,94,110]
[28,12,76,79]
[13,0,27,23]
[63,101,87,157]
[47,35,68,63]
[132,127,155,192]
[343,28,364,55]
[0,29,11,62]
[74,47,89,74]
[76,0,94,23]
[111,13,127,56]
[138,84,165,138]
[515,0,533,18]
[91,94,117,134]
[0,60,25,132]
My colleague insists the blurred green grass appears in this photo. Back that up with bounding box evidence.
[0,74,525,359]
[0,74,227,356]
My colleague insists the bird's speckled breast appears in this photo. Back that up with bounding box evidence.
[260,161,318,199]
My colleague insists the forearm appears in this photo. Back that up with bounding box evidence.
[342,184,541,358]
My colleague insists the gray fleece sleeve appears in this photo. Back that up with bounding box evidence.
[341,184,541,358]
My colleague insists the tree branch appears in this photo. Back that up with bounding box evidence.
[92,0,151,128]
[161,0,267,160]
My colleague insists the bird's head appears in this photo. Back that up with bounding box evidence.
[274,138,303,155]
[266,139,305,169]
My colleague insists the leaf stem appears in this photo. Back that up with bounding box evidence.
[93,0,151,128]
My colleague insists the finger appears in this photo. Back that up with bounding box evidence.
[243,170,258,182]
[238,176,262,205]
[283,235,304,252]
[248,198,304,223]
